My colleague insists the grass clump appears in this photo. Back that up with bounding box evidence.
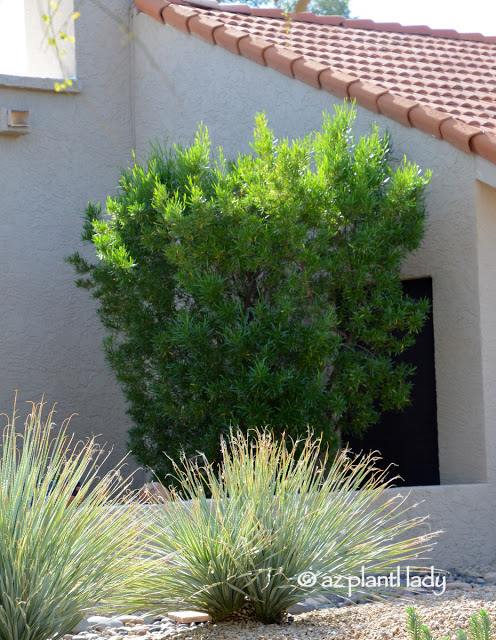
[145,429,439,624]
[0,399,152,640]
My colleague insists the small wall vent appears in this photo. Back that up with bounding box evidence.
[0,109,30,135]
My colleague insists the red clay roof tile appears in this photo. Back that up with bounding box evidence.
[470,132,496,163]
[263,45,303,77]
[136,0,496,163]
[439,118,481,152]
[135,0,167,22]
[292,57,328,88]
[408,105,452,138]
[212,24,245,54]
[377,93,417,127]
[348,81,388,113]
[188,14,225,43]
[161,4,195,32]
[319,68,357,98]
[238,34,272,65]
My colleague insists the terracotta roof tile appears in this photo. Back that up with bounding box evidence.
[161,3,195,32]
[188,14,225,43]
[292,57,328,88]
[136,0,496,163]
[135,0,168,22]
[213,24,245,54]
[238,34,272,65]
[348,80,388,112]
[263,45,303,77]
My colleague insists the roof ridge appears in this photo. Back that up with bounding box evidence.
[168,0,496,42]
[134,0,496,165]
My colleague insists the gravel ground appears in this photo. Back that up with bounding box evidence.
[69,567,496,640]
[184,588,496,640]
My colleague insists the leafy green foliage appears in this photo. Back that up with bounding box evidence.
[144,430,438,623]
[0,399,153,640]
[67,106,431,478]
[406,607,493,640]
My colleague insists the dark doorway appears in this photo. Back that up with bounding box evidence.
[346,278,440,487]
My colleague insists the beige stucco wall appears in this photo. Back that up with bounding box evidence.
[476,180,496,484]
[0,0,145,482]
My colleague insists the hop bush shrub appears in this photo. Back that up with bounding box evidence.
[0,399,153,640]
[67,105,431,478]
[145,429,438,623]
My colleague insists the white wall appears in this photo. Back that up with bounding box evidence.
[132,16,487,486]
[0,0,145,482]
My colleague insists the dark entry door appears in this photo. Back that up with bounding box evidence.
[346,278,440,487]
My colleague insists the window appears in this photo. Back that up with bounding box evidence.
[0,0,75,79]
[0,0,27,76]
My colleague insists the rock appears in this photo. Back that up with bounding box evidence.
[464,569,483,578]
[72,620,92,634]
[119,616,145,626]
[312,596,332,605]
[483,571,496,583]
[288,602,311,615]
[444,582,473,591]
[87,617,124,631]
[167,611,212,624]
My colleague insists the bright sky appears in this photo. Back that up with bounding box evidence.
[350,0,496,37]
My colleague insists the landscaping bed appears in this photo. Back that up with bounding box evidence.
[68,568,496,640]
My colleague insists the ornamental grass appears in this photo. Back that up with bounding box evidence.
[0,399,153,640]
[145,429,440,623]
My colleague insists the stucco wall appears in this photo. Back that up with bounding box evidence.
[0,0,145,482]
[132,16,487,486]
[476,181,496,484]
[386,483,496,568]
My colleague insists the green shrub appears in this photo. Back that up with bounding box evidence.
[0,399,152,640]
[67,105,431,479]
[144,429,438,624]
[406,606,493,640]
